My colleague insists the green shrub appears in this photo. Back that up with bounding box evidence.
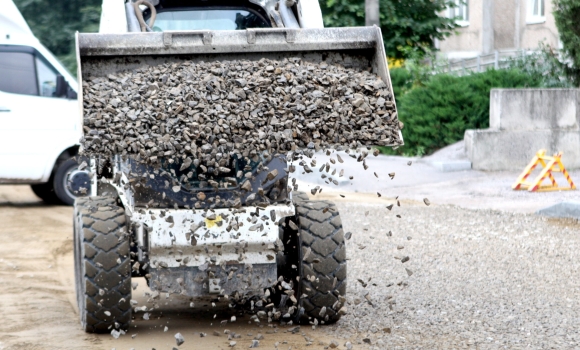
[392,69,543,156]
[505,46,575,88]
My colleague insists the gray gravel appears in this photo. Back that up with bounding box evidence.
[324,201,580,349]
[81,56,402,168]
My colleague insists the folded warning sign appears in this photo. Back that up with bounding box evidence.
[512,149,576,192]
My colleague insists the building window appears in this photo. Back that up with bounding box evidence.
[527,0,545,24]
[448,0,469,27]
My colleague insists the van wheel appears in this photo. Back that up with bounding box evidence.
[54,158,91,206]
[30,183,59,204]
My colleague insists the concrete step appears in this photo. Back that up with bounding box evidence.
[465,129,580,171]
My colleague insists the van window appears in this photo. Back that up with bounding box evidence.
[35,56,59,97]
[0,51,38,96]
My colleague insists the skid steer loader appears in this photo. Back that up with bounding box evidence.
[73,0,399,333]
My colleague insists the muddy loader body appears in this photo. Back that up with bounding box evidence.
[73,0,400,334]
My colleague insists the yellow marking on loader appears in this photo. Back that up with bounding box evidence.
[205,215,222,228]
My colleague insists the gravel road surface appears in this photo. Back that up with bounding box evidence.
[324,195,580,349]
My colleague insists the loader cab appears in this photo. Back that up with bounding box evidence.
[100,0,323,34]
[143,1,272,31]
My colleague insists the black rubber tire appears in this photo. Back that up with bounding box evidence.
[73,196,132,333]
[54,158,89,206]
[286,200,347,325]
[30,183,59,204]
[275,191,311,291]
[291,191,310,203]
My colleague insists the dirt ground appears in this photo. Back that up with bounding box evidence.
[1,157,578,349]
[0,186,341,350]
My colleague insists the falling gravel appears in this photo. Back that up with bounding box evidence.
[174,332,185,346]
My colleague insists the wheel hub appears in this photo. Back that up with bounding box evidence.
[67,170,91,196]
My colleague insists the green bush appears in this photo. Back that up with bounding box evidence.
[382,46,574,157]
[391,69,544,156]
[505,46,575,88]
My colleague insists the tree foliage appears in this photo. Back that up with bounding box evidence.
[553,0,580,85]
[319,0,459,59]
[14,0,459,70]
[13,0,102,74]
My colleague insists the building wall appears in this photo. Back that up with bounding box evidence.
[438,0,482,59]
[518,0,559,50]
[494,0,516,49]
[439,0,561,58]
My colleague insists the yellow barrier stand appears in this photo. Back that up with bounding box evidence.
[512,149,576,192]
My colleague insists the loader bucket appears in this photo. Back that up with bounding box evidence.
[76,27,402,208]
[76,27,401,143]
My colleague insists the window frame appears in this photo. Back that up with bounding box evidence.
[0,45,63,98]
[527,0,546,24]
[448,0,469,27]
[143,4,272,31]
[35,55,58,97]
[0,45,39,96]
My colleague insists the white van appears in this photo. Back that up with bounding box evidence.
[0,0,87,205]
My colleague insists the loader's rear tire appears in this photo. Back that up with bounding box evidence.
[73,196,131,333]
[281,200,347,325]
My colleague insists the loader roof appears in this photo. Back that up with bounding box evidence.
[150,0,272,19]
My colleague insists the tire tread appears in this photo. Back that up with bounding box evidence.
[74,196,131,333]
[296,200,346,325]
